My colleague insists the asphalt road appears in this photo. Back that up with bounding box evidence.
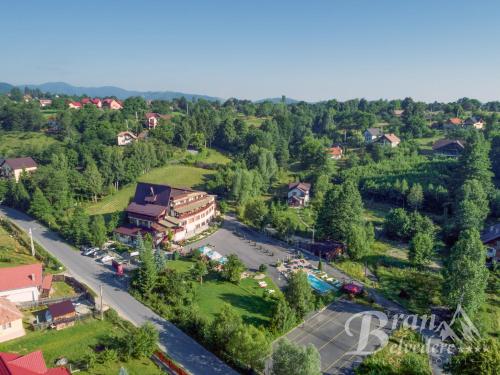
[0,206,238,375]
[285,299,392,375]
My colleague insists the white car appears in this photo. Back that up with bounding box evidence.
[100,255,115,263]
[83,247,99,256]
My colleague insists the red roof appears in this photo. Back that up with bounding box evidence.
[81,98,91,104]
[1,157,37,170]
[0,264,42,292]
[48,300,75,319]
[288,182,311,193]
[0,351,70,375]
[145,112,160,119]
[380,133,400,144]
[68,101,81,108]
[91,98,101,104]
[41,274,53,291]
[0,298,23,325]
[448,117,463,125]
[327,146,342,156]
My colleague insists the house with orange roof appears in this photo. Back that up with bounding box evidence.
[0,298,25,343]
[326,146,343,160]
[0,350,70,374]
[0,264,52,303]
[376,133,401,148]
[102,98,123,110]
[443,117,463,130]
[67,101,82,109]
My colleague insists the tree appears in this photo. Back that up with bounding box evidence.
[29,187,54,225]
[89,215,107,247]
[221,254,245,284]
[270,298,296,335]
[284,271,314,320]
[459,132,494,195]
[346,224,372,260]
[272,339,321,375]
[191,259,208,284]
[123,322,159,359]
[243,198,269,229]
[443,229,489,316]
[448,338,500,375]
[409,231,434,267]
[227,325,270,371]
[316,180,364,241]
[454,179,489,232]
[299,136,329,171]
[65,207,90,245]
[135,234,158,295]
[209,303,243,353]
[407,183,424,210]
[83,161,103,202]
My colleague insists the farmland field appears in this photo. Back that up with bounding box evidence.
[0,131,59,158]
[86,164,217,216]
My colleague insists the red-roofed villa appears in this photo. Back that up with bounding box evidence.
[0,350,70,375]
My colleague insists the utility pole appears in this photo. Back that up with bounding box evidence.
[100,284,104,320]
[29,228,35,257]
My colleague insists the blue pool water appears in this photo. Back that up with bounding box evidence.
[307,274,335,294]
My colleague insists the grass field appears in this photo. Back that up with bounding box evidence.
[236,114,271,128]
[86,164,217,216]
[0,225,38,268]
[166,258,277,326]
[0,318,162,375]
[0,131,59,158]
[50,281,77,298]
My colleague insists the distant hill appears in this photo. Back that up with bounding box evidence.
[256,97,301,104]
[7,82,222,101]
[0,82,14,94]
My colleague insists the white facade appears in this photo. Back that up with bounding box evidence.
[288,187,310,205]
[178,203,216,239]
[0,286,39,303]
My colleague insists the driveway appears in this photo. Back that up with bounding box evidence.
[0,206,237,375]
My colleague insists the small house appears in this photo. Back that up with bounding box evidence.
[67,101,82,109]
[288,182,311,207]
[392,109,405,117]
[45,300,76,330]
[432,139,465,157]
[463,116,484,130]
[481,223,500,264]
[364,128,382,143]
[145,112,160,129]
[0,157,38,182]
[0,350,71,374]
[376,133,400,148]
[443,117,463,130]
[0,298,25,343]
[117,131,137,146]
[38,99,52,108]
[102,98,123,110]
[91,98,103,108]
[326,146,343,160]
[0,263,52,303]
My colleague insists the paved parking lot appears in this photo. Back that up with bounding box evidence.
[286,299,391,375]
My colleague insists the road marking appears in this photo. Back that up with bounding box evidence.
[291,310,344,343]
[317,328,347,351]
[322,341,360,373]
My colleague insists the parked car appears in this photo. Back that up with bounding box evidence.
[93,250,106,259]
[100,255,115,263]
[83,247,99,256]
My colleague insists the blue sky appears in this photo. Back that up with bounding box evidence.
[1,0,499,102]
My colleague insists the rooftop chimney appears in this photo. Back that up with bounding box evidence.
[31,273,35,281]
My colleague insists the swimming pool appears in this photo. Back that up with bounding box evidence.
[307,274,335,294]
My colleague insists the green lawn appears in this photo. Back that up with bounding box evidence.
[50,281,77,298]
[237,115,271,128]
[356,328,431,374]
[0,131,59,158]
[0,225,38,268]
[0,319,162,375]
[86,164,216,216]
[166,258,277,326]
[184,148,231,165]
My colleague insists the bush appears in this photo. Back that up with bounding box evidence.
[259,264,268,273]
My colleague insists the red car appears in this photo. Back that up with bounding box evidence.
[342,283,363,295]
